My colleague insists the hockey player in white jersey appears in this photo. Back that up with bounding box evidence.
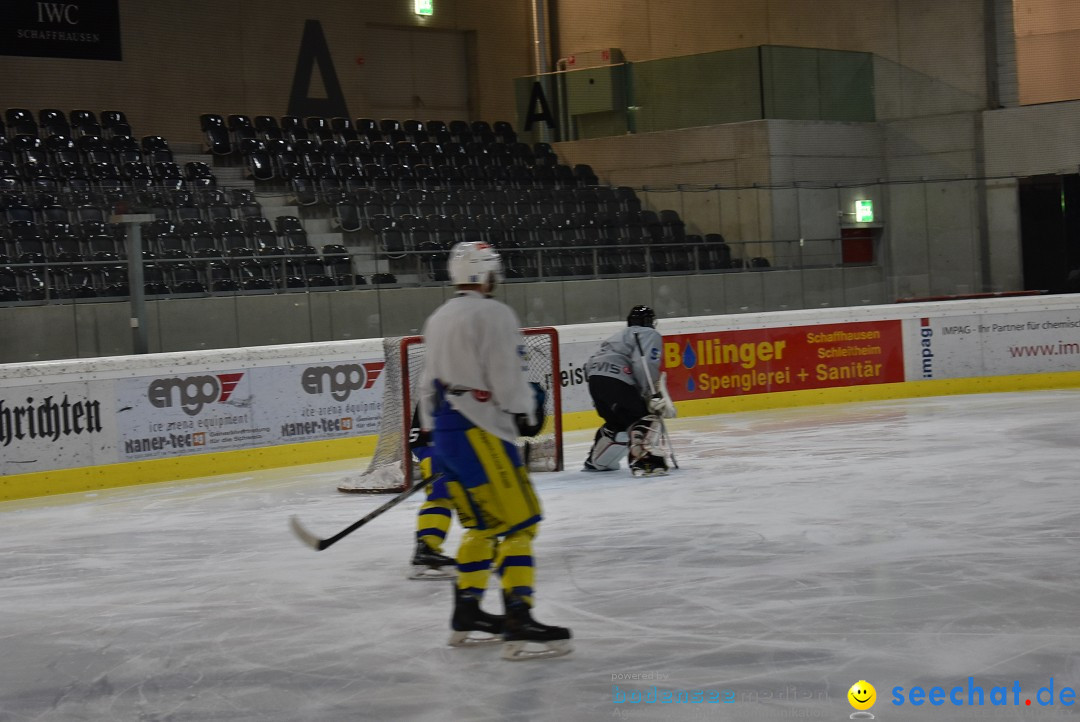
[583,305,676,476]
[417,241,572,661]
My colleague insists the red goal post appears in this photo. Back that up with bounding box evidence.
[338,327,563,493]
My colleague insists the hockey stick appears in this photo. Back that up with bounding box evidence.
[290,473,443,551]
[633,334,679,469]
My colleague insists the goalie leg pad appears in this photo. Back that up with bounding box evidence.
[584,427,628,471]
[628,416,668,476]
[629,416,665,458]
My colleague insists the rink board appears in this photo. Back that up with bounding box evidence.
[4,296,1080,500]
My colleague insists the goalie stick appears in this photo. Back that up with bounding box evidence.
[290,473,444,551]
[633,334,679,469]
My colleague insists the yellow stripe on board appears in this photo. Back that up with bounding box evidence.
[559,371,1080,432]
[0,435,378,503]
[6,371,1080,502]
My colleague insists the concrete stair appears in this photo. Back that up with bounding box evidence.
[169,144,381,275]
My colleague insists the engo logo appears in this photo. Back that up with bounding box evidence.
[301,362,385,401]
[147,373,245,416]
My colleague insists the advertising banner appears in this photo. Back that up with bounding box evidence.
[906,310,1080,381]
[1,0,122,60]
[112,358,387,462]
[663,320,905,400]
[6,297,1080,481]
[265,359,386,444]
[114,369,263,461]
[0,381,115,473]
[556,340,601,413]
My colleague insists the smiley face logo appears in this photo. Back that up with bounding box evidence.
[848,680,876,711]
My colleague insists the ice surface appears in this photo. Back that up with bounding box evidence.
[4,390,1080,721]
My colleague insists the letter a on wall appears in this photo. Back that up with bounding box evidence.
[524,81,556,130]
[288,19,350,119]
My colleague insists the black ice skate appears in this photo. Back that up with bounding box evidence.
[448,587,505,647]
[501,594,573,661]
[410,539,456,580]
[629,453,668,477]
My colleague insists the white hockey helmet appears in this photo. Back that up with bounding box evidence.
[447,241,504,287]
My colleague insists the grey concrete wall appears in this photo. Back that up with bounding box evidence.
[556,0,988,121]
[985,178,1022,292]
[568,94,1052,298]
[0,268,887,363]
[984,101,1080,177]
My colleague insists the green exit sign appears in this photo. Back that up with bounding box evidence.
[415,0,433,15]
[855,199,874,223]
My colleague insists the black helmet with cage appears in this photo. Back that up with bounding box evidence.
[627,305,656,328]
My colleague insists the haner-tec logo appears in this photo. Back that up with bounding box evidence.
[300,361,385,401]
[148,373,244,416]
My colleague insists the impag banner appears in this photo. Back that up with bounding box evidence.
[906,311,1080,381]
[663,320,904,400]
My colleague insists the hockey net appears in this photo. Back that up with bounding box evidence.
[338,327,563,493]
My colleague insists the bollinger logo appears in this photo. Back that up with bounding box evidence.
[301,361,385,401]
[148,373,245,416]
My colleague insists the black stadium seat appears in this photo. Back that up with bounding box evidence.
[13,135,47,166]
[241,139,275,181]
[200,114,232,156]
[101,110,132,138]
[254,115,282,141]
[228,115,257,144]
[76,135,112,165]
[70,110,102,138]
[331,117,358,143]
[141,136,173,164]
[184,161,217,188]
[153,161,185,191]
[111,135,142,165]
[281,115,310,142]
[6,108,38,136]
[305,116,334,142]
[39,109,71,138]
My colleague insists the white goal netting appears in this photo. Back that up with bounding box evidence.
[338,327,563,493]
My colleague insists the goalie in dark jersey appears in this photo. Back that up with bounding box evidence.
[583,305,676,476]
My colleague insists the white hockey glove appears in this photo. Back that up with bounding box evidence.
[647,394,667,416]
[653,372,677,418]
